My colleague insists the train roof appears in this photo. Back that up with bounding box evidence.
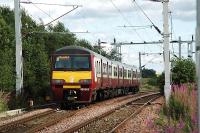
[55,46,94,55]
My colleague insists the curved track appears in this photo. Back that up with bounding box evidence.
[59,92,160,133]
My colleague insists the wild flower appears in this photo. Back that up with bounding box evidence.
[165,126,175,133]
[157,83,198,133]
[146,117,154,128]
[177,119,184,129]
[191,113,198,125]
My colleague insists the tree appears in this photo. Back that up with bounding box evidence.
[171,58,196,84]
[0,14,15,92]
[142,68,156,78]
[75,39,93,50]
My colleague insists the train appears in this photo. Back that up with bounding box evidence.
[51,46,140,106]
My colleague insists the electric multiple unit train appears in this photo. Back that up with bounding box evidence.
[51,46,140,105]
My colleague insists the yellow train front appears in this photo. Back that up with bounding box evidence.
[51,46,95,105]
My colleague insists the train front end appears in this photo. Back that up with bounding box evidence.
[51,46,94,105]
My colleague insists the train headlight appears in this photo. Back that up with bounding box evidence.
[52,79,66,84]
[79,79,91,85]
[80,88,90,91]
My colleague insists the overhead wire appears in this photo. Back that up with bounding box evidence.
[129,0,161,54]
[142,55,162,67]
[20,1,82,7]
[129,1,154,42]
[131,0,162,35]
[21,0,81,27]
[26,0,54,20]
[109,0,145,42]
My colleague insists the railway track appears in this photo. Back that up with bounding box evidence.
[109,95,160,133]
[0,108,79,133]
[0,91,159,133]
[58,92,160,133]
[0,108,55,132]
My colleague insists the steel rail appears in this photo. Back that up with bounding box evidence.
[26,111,77,133]
[0,109,55,131]
[109,95,161,133]
[26,93,146,133]
[61,92,160,133]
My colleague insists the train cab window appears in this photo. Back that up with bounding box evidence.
[54,55,90,71]
[73,57,89,69]
[55,56,71,69]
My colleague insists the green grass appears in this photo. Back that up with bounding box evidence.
[140,78,159,92]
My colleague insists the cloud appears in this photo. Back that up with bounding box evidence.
[170,0,196,21]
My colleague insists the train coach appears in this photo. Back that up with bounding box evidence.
[51,46,140,106]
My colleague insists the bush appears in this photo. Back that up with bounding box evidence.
[147,77,158,86]
[0,91,9,112]
[157,73,164,95]
[171,58,196,84]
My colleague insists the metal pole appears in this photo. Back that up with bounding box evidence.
[188,43,190,58]
[98,39,101,55]
[179,36,181,58]
[196,0,200,131]
[188,43,192,58]
[120,45,122,62]
[139,52,142,87]
[14,0,23,96]
[163,0,171,102]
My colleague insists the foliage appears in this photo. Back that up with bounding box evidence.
[155,84,198,133]
[147,77,157,86]
[171,58,196,84]
[0,12,15,92]
[0,91,9,112]
[157,72,165,95]
[142,68,156,78]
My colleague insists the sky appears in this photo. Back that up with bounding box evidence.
[0,0,196,73]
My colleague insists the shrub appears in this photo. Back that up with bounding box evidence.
[0,91,9,112]
[157,73,164,95]
[147,77,158,86]
[171,58,196,84]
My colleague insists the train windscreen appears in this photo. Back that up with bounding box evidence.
[54,55,91,71]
